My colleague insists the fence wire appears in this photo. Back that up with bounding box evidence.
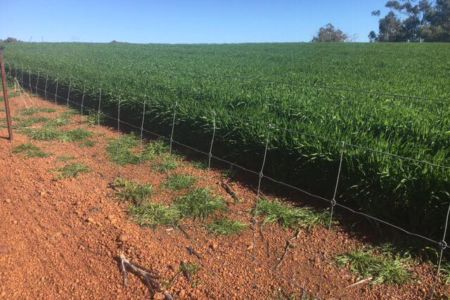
[7,69,450,279]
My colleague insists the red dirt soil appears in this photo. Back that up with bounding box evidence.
[0,93,448,299]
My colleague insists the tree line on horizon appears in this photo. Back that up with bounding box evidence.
[313,0,449,43]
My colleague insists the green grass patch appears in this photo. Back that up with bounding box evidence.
[141,140,169,161]
[54,163,90,179]
[130,203,181,227]
[61,128,92,142]
[21,126,61,141]
[335,249,411,285]
[165,174,196,190]
[57,155,75,162]
[46,115,70,127]
[175,188,226,219]
[255,198,329,229]
[86,111,105,126]
[180,262,200,281]
[79,140,96,147]
[153,156,179,173]
[208,218,247,235]
[112,177,153,206]
[106,134,141,165]
[14,116,49,128]
[12,143,49,158]
[20,107,56,116]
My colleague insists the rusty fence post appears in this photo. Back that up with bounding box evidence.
[0,47,13,141]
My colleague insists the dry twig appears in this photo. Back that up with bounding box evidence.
[275,230,301,270]
[220,181,240,203]
[119,253,172,299]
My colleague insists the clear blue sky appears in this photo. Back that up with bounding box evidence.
[1,0,389,43]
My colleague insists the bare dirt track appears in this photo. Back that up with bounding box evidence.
[0,93,448,299]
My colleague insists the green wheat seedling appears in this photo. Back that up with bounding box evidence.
[255,198,329,229]
[207,218,247,235]
[175,188,227,219]
[12,143,49,158]
[112,177,153,206]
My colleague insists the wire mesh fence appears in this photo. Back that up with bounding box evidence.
[5,66,450,282]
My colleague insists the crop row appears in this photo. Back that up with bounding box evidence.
[3,42,450,241]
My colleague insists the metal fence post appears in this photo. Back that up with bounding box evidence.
[329,141,345,229]
[208,111,216,170]
[140,100,146,143]
[117,98,121,132]
[35,71,40,94]
[28,71,32,90]
[0,47,13,141]
[44,74,48,99]
[97,88,102,125]
[66,80,72,106]
[54,79,59,103]
[169,102,178,154]
[257,132,270,197]
[80,83,86,115]
[437,198,450,275]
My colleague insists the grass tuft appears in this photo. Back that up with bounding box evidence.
[165,174,196,190]
[12,143,49,158]
[57,155,75,162]
[61,128,92,142]
[141,140,169,161]
[21,126,61,141]
[112,177,153,206]
[54,163,90,179]
[106,134,140,165]
[180,262,200,280]
[14,116,49,128]
[208,218,247,235]
[175,188,226,219]
[335,249,411,285]
[153,156,179,173]
[20,107,56,116]
[255,198,329,229]
[130,204,181,227]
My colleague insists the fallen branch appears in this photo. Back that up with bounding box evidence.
[187,246,203,260]
[220,181,240,203]
[275,229,301,270]
[119,253,173,299]
[345,277,372,288]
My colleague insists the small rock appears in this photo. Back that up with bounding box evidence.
[12,220,18,225]
[5,199,11,203]
[118,234,128,243]
[153,292,165,300]
[86,217,94,223]
[210,242,218,250]
[247,243,254,251]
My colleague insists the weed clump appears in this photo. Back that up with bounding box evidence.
[335,249,411,285]
[12,143,49,158]
[130,204,181,227]
[208,218,247,235]
[255,198,328,229]
[175,188,226,219]
[55,163,90,179]
[165,174,196,190]
[112,177,153,206]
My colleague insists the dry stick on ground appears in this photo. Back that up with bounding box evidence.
[119,253,173,299]
[275,229,301,270]
[345,277,373,289]
[220,180,240,203]
[187,246,203,260]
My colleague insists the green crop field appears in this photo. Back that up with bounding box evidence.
[3,42,450,241]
